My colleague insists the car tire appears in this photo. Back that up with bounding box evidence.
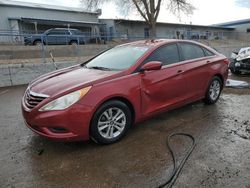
[90,100,132,144]
[33,40,43,46]
[69,41,78,45]
[204,76,222,105]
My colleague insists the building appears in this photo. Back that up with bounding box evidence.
[0,0,249,44]
[100,19,234,41]
[215,18,250,32]
[214,19,250,41]
[0,0,102,43]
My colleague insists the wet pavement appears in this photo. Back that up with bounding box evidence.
[0,75,250,188]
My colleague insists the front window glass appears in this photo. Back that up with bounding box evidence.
[71,30,83,35]
[85,45,151,70]
[144,44,180,66]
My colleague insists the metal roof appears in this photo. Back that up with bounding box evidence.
[101,19,234,30]
[0,0,101,15]
[9,17,105,26]
[214,18,250,27]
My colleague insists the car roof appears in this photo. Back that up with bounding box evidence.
[119,39,208,47]
[117,39,221,57]
[121,39,176,47]
[49,28,79,31]
[119,39,218,53]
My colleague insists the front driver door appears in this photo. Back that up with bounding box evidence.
[140,44,188,115]
[45,29,58,45]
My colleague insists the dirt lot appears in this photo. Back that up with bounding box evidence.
[0,74,250,188]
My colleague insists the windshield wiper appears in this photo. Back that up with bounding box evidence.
[87,66,112,71]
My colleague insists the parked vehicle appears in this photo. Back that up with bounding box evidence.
[24,28,88,45]
[21,39,229,144]
[229,47,250,74]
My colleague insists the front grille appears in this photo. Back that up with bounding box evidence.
[24,89,49,110]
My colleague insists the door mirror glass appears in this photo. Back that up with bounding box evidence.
[140,61,162,72]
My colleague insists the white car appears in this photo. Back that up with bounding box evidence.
[229,47,250,74]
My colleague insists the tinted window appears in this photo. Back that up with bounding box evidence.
[71,30,83,35]
[48,30,66,35]
[203,47,215,56]
[145,44,180,66]
[86,45,151,70]
[180,43,205,60]
[65,30,71,35]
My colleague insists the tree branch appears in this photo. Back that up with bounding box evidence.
[141,0,151,21]
[132,0,149,22]
[154,0,162,20]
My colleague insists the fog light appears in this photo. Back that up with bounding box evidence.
[49,127,68,133]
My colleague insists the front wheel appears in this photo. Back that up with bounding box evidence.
[90,100,132,144]
[69,41,78,45]
[33,40,43,46]
[204,76,222,105]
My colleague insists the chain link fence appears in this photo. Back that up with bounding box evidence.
[0,29,250,65]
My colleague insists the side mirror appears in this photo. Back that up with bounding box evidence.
[140,61,162,72]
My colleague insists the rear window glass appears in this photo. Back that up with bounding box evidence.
[180,43,205,60]
[203,48,215,56]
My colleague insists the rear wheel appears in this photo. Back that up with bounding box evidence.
[90,100,132,144]
[204,76,222,104]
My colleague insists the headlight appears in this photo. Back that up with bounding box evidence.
[39,86,91,111]
[235,62,241,67]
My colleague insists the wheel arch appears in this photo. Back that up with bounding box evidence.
[33,39,44,45]
[69,40,78,45]
[91,96,136,126]
[204,73,225,97]
[213,73,224,87]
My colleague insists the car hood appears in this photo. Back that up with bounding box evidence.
[30,65,120,96]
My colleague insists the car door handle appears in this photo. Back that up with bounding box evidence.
[177,70,183,73]
[206,60,211,64]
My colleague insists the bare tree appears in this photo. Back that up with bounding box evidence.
[83,0,194,37]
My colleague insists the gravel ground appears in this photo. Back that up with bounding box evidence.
[0,74,249,188]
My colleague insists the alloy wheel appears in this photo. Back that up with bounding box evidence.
[97,107,126,139]
[209,80,221,101]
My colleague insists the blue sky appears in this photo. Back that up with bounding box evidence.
[236,0,250,8]
[13,0,250,25]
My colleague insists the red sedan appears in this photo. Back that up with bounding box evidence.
[22,39,229,144]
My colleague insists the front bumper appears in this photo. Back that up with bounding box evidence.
[22,102,94,142]
[24,38,32,45]
[230,61,250,72]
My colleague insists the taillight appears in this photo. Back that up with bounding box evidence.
[223,59,230,65]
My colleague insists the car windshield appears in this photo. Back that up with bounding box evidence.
[85,45,151,70]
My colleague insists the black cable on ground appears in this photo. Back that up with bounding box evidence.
[157,133,196,188]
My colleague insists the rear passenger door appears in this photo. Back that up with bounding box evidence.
[178,42,214,99]
[140,43,188,115]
